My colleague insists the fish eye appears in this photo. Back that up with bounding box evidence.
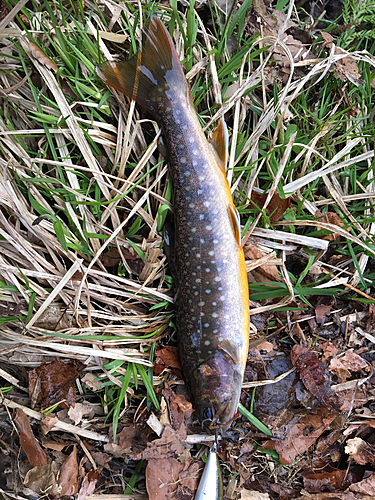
[202,407,213,420]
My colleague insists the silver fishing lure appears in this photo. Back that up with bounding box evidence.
[194,443,223,500]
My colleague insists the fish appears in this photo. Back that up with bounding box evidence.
[96,14,250,427]
[194,444,223,500]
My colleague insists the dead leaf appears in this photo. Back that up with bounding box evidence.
[329,358,351,383]
[345,437,375,465]
[91,451,112,469]
[291,345,335,409]
[29,359,85,409]
[320,341,338,361]
[153,346,182,375]
[315,304,331,325]
[244,243,282,283]
[68,402,93,425]
[134,425,186,461]
[302,469,353,493]
[316,211,347,241]
[162,385,191,431]
[81,373,104,392]
[77,469,101,500]
[146,458,183,500]
[339,351,369,373]
[23,462,61,496]
[42,440,70,452]
[239,490,271,499]
[13,408,47,466]
[335,388,368,412]
[40,415,58,434]
[58,445,78,496]
[29,42,58,72]
[262,408,337,465]
[251,191,291,222]
[349,471,375,496]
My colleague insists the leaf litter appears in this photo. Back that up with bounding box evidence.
[1,0,375,498]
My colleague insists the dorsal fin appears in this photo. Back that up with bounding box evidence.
[209,118,228,171]
[228,204,241,245]
[96,15,188,115]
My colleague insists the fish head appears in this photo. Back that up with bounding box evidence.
[191,350,242,428]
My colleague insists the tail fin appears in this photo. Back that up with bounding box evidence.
[96,15,188,115]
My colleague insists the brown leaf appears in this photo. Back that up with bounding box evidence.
[339,351,369,373]
[146,458,183,500]
[335,388,368,412]
[42,440,70,452]
[329,358,351,383]
[349,471,375,496]
[13,408,47,466]
[303,469,352,493]
[134,425,186,461]
[291,345,335,409]
[262,408,337,465]
[28,359,85,409]
[244,243,282,283]
[77,469,101,500]
[68,402,93,425]
[251,191,291,222]
[23,462,61,496]
[316,211,347,241]
[345,437,375,465]
[58,445,78,496]
[162,385,191,431]
[81,372,104,392]
[40,415,58,434]
[29,42,58,72]
[320,341,338,361]
[154,346,182,375]
[315,304,331,325]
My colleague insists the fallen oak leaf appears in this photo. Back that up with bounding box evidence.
[315,304,331,325]
[77,469,101,500]
[345,437,375,465]
[146,458,183,500]
[58,445,79,496]
[291,345,335,410]
[29,42,58,72]
[13,408,47,466]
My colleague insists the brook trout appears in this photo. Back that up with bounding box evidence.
[96,15,250,426]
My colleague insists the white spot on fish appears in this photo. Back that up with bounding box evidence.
[212,312,218,318]
[213,329,218,333]
[220,295,225,301]
[166,106,171,112]
[193,160,198,167]
[196,278,201,283]
[181,157,187,163]
[193,149,198,155]
[196,253,201,258]
[205,268,210,272]
[206,225,212,230]
[204,323,209,328]
[204,201,210,208]
[200,238,205,244]
[177,134,182,139]
[205,289,211,294]
[198,189,203,195]
[194,291,198,295]
[199,214,205,220]
[199,176,205,181]
[175,109,181,115]
[192,227,196,232]
[213,302,217,306]
[189,203,195,208]
[176,119,180,124]
[197,266,201,270]
[200,312,205,316]
[198,301,205,306]
[209,251,214,256]
[214,276,221,282]
[213,239,218,244]
[204,340,210,345]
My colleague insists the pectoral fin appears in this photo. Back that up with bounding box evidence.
[209,117,228,171]
[219,340,241,365]
[228,204,241,245]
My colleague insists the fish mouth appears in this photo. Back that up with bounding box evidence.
[191,352,243,428]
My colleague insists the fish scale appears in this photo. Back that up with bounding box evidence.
[96,14,250,427]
